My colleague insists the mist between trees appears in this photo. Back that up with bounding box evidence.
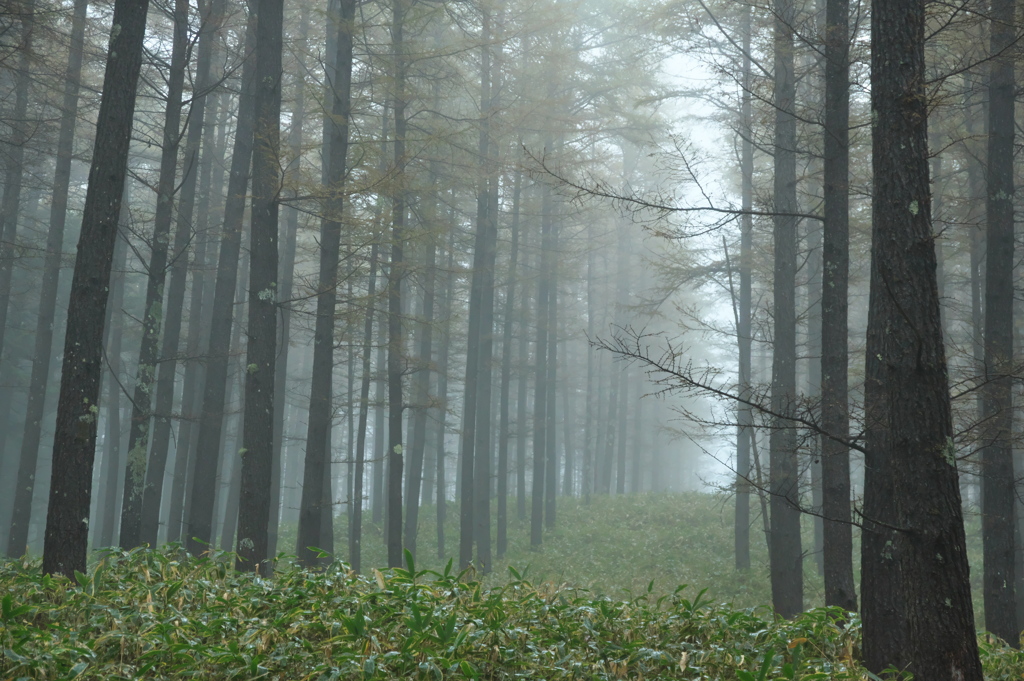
[0,0,1019,678]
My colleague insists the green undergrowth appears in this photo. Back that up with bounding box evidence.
[0,548,862,679]
[2,549,1022,680]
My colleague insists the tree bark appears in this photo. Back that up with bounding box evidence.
[185,2,258,555]
[350,243,379,572]
[7,0,85,559]
[120,0,190,549]
[142,0,226,548]
[734,0,753,572]
[234,0,283,574]
[497,169,522,556]
[981,0,1018,646]
[530,176,553,547]
[269,4,309,558]
[296,0,355,568]
[861,0,983,675]
[768,0,803,619]
[386,0,408,569]
[820,0,856,612]
[42,0,151,577]
[167,89,228,544]
[0,1,34,368]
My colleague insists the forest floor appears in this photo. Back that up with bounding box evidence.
[2,493,1021,679]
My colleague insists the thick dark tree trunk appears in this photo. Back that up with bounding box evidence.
[234,0,283,574]
[981,0,1018,646]
[7,0,85,559]
[861,0,983,676]
[120,0,190,549]
[820,0,856,613]
[185,3,258,555]
[296,0,355,568]
[41,0,151,577]
[768,0,803,619]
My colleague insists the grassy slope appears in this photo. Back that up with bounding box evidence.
[287,492,807,609]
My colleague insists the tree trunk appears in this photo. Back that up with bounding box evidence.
[142,0,226,548]
[296,0,355,568]
[515,211,530,520]
[768,0,803,619]
[234,0,283,574]
[981,0,1018,645]
[820,0,856,612]
[0,2,34,368]
[167,89,229,544]
[7,0,85,559]
[42,0,151,577]
[435,230,456,561]
[861,0,983,675]
[269,4,309,558]
[530,176,553,546]
[497,170,522,556]
[734,0,753,572]
[351,243,379,572]
[185,3,258,555]
[386,0,408,569]
[119,0,190,549]
[97,212,131,549]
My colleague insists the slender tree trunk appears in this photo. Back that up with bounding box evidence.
[0,2,34,367]
[296,0,355,568]
[436,229,456,561]
[515,214,530,520]
[471,9,499,571]
[544,223,558,525]
[185,4,258,555]
[269,5,309,558]
[768,0,803,618]
[497,170,522,556]
[386,0,408,568]
[7,0,85,559]
[373,316,387,525]
[351,244,379,572]
[820,0,856,612]
[734,0,753,571]
[120,0,190,549]
[42,0,151,577]
[531,176,553,546]
[403,198,437,559]
[143,0,226,548]
[980,0,1018,645]
[861,0,982,675]
[167,90,228,544]
[98,215,131,549]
